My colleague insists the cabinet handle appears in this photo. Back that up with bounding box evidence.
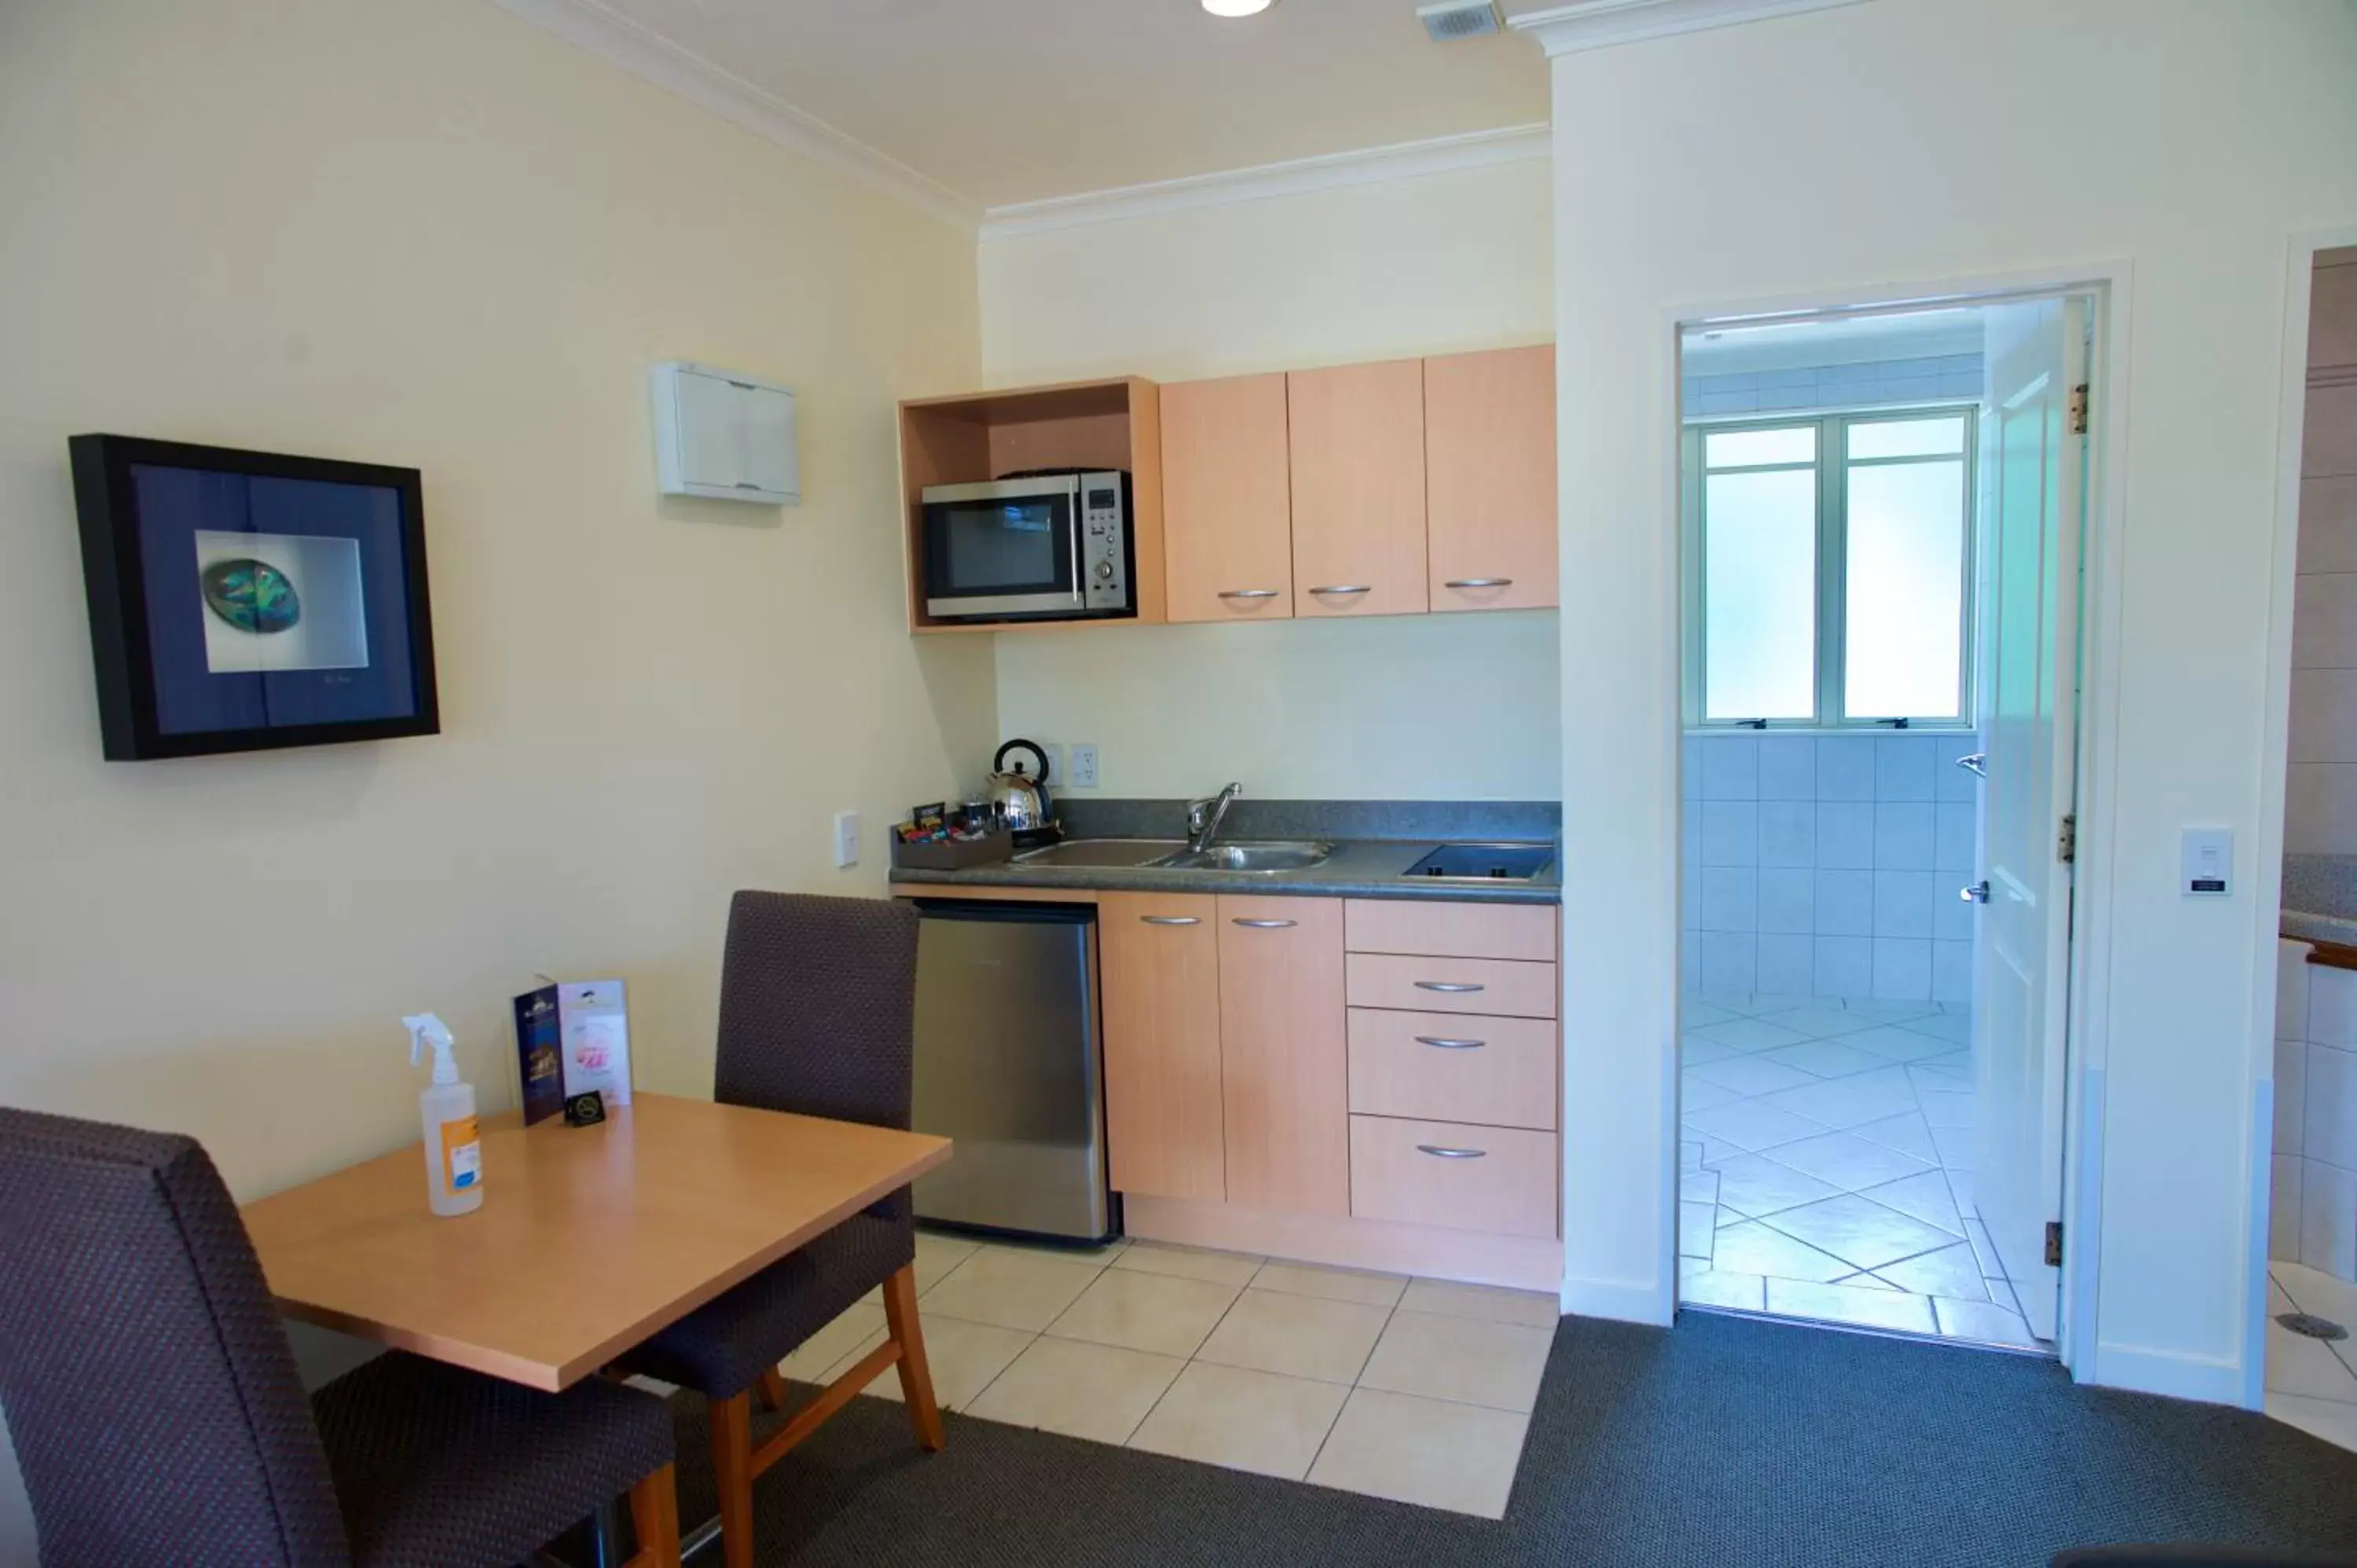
[1416,1145,1488,1160]
[1413,980,1486,994]
[1443,577,1513,589]
[1231,918,1297,929]
[1414,1035,1486,1050]
[1218,588,1281,600]
[1139,915,1201,925]
[1307,584,1371,595]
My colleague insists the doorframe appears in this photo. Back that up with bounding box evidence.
[2245,224,2357,1409]
[1664,260,2135,1380]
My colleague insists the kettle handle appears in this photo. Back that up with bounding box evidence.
[993,738,1051,783]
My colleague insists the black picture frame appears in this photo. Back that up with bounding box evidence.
[68,434,440,760]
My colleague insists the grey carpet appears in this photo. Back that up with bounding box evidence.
[608,1310,2357,1566]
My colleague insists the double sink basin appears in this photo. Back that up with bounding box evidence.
[1010,837,1334,875]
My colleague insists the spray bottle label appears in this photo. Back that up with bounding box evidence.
[441,1116,482,1192]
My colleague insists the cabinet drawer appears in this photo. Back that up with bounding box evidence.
[1347,1009,1556,1130]
[1344,952,1556,1019]
[1349,1116,1557,1238]
[1344,899,1556,962]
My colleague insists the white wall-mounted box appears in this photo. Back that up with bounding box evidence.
[651,361,798,504]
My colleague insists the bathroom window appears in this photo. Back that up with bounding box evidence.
[1683,407,1978,730]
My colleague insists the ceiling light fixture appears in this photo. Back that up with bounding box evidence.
[1202,0,1274,16]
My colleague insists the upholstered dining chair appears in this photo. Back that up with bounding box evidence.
[0,1107,682,1568]
[625,891,943,1568]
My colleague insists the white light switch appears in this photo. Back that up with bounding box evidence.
[833,810,860,870]
[1069,743,1100,789]
[2181,826,2231,896]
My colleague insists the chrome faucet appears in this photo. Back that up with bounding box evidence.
[1187,782,1243,853]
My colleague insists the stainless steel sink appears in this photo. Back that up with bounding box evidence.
[1153,841,1335,874]
[1010,837,1186,869]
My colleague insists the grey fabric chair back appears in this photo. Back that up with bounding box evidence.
[713,892,919,1134]
[0,1108,350,1568]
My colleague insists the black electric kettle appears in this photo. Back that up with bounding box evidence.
[986,739,1054,833]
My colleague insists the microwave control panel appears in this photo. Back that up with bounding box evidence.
[1079,472,1130,611]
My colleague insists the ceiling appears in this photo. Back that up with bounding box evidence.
[584,0,1552,210]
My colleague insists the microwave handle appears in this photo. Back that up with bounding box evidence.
[1067,489,1086,604]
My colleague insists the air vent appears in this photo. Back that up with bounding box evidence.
[1417,0,1502,41]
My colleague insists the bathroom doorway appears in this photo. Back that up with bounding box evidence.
[1673,292,2097,1353]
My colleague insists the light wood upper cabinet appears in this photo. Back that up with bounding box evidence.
[1424,345,1557,613]
[1216,896,1348,1215]
[1160,373,1295,623]
[1288,360,1430,618]
[1099,892,1226,1202]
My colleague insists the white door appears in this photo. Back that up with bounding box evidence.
[1970,296,2087,1343]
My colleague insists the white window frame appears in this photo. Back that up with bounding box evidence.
[1681,402,1980,733]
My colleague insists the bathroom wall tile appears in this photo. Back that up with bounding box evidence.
[1936,372,1983,398]
[1815,870,1875,937]
[1872,871,1934,939]
[1931,940,1974,1003]
[1758,737,1816,800]
[1817,803,1875,869]
[1931,875,1976,943]
[1871,939,1933,1002]
[2284,764,2357,855]
[2311,965,2357,1052]
[1699,931,1757,995]
[1702,736,1758,800]
[1817,738,1878,801]
[1682,738,1704,801]
[2308,1044,2357,1170]
[1681,844,1703,933]
[1815,937,1873,998]
[2300,476,2357,575]
[1692,388,1761,416]
[1934,733,1982,802]
[1934,804,1978,873]
[2276,1035,2308,1155]
[2304,383,2357,478]
[1874,736,1937,801]
[2293,573,2357,669]
[2290,668,2357,763]
[1699,868,1758,933]
[1758,801,1815,868]
[2279,940,2313,1044]
[2300,1160,2357,1278]
[2271,1156,2305,1262]
[1681,943,1703,993]
[1758,869,1814,935]
[1699,801,1758,867]
[1756,935,1814,996]
[1873,803,1935,870]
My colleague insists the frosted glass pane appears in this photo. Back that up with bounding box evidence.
[1704,468,1817,720]
[1849,416,1967,460]
[1706,427,1816,469]
[1845,458,1966,718]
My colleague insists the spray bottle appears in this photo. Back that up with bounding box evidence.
[404,1013,482,1217]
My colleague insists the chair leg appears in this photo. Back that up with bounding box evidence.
[882,1262,946,1452]
[757,1367,790,1413]
[625,1463,680,1568]
[709,1390,756,1568]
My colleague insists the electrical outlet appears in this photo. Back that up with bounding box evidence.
[1069,743,1100,789]
[832,810,860,869]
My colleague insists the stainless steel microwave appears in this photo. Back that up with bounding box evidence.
[918,471,1134,624]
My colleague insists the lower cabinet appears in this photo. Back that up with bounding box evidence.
[1219,896,1348,1215]
[1099,892,1226,1203]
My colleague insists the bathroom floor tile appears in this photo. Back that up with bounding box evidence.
[1709,1220,1854,1284]
[1194,1288,1391,1384]
[1677,1270,1766,1311]
[1765,1278,1938,1335]
[1706,1152,1843,1219]
[1854,1169,1967,1236]
[1759,1193,1962,1271]
[1127,1361,1349,1481]
[1761,1130,1935,1192]
[1752,1004,1881,1039]
[1688,1017,1813,1052]
[1682,1099,1831,1152]
[964,1335,1186,1445]
[1689,1054,1820,1097]
[1755,1038,1888,1079]
[1307,1387,1530,1519]
[1933,1296,2037,1346]
[1871,1244,1987,1300]
[1848,1112,1941,1163]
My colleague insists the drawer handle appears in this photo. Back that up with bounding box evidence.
[1414,1035,1487,1050]
[1139,915,1200,925]
[1416,1144,1489,1160]
[1231,918,1297,929]
[1413,980,1486,994]
[1443,577,1513,589]
[1218,588,1281,599]
[1307,584,1371,595]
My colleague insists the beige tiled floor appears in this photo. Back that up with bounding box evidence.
[804,1231,1557,1519]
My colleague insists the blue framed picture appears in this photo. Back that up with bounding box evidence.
[69,435,439,760]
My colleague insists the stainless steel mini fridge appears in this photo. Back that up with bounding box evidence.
[910,899,1115,1244]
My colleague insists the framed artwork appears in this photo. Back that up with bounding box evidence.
[68,434,439,760]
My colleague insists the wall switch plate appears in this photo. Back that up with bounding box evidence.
[833,810,860,870]
[2181,826,2230,896]
[1069,743,1099,789]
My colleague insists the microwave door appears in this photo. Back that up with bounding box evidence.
[924,488,1083,619]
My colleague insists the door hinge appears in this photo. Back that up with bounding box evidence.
[2058,813,2077,863]
[2068,383,2091,436]
[2044,1221,2065,1268]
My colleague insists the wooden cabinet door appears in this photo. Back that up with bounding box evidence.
[1160,374,1295,623]
[1100,892,1226,1201]
[1216,896,1348,1214]
[1288,359,1429,618]
[1424,345,1557,613]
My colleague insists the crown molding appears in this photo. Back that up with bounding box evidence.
[1506,0,1868,56]
[980,123,1551,241]
[489,0,979,229]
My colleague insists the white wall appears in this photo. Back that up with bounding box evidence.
[0,0,991,1550]
[1545,0,2357,1399]
[980,159,1560,801]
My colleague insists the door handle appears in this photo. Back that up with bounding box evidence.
[1140,915,1201,925]
[1230,918,1296,929]
[1416,1145,1488,1160]
[1217,588,1281,600]
[1414,980,1486,993]
[1443,577,1513,589]
[1414,1035,1487,1050]
[1959,881,1990,903]
[1956,753,1989,779]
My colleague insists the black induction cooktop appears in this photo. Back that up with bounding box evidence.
[1402,843,1556,882]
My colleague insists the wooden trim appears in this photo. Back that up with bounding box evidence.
[1123,1193,1563,1294]
[625,1464,681,1568]
[889,881,1099,904]
[2306,939,2357,971]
